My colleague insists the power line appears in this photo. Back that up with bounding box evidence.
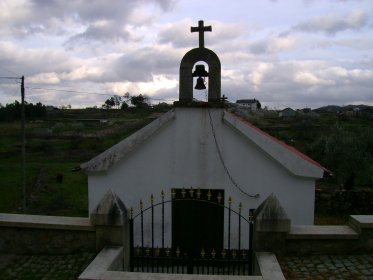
[25,86,113,97]
[0,66,20,77]
[0,76,21,80]
[25,85,176,102]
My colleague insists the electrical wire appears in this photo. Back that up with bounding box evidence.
[24,86,176,102]
[25,86,113,96]
[0,66,20,77]
[205,88,259,198]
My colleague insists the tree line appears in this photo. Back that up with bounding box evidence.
[102,93,150,110]
[0,101,46,121]
[306,123,373,189]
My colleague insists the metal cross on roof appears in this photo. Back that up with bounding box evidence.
[191,20,212,49]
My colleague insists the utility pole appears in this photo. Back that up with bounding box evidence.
[0,75,26,211]
[21,76,26,212]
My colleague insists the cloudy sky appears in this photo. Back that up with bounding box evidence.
[0,0,372,109]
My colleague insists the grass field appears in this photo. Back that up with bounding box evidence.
[1,107,370,224]
[0,109,154,216]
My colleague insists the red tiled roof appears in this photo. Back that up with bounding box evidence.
[226,111,330,173]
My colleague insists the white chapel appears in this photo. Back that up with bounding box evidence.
[81,20,327,249]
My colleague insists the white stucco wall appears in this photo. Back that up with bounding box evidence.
[87,107,317,248]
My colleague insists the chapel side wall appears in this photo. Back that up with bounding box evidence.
[0,214,96,254]
[87,107,317,247]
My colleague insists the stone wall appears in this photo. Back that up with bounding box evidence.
[284,218,373,256]
[0,214,96,254]
[254,203,373,257]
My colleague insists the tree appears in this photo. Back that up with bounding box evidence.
[306,124,373,188]
[121,101,128,110]
[257,100,261,109]
[102,98,115,110]
[130,94,149,109]
[112,95,122,109]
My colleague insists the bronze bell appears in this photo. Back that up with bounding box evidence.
[192,64,208,77]
[195,77,206,90]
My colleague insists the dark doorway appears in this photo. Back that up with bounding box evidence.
[171,188,224,258]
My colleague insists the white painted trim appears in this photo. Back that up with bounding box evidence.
[81,109,176,172]
[223,111,324,178]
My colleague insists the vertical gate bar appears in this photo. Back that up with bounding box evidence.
[140,200,144,271]
[166,248,169,273]
[248,208,255,276]
[238,202,242,260]
[228,196,231,254]
[161,191,165,249]
[242,256,246,275]
[232,250,235,275]
[129,208,134,272]
[151,194,154,272]
[171,251,174,274]
[238,205,242,275]
[222,250,225,275]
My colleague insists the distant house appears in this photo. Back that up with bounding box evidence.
[236,99,260,111]
[279,108,296,118]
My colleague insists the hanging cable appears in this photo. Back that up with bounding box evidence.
[23,86,176,103]
[206,91,259,198]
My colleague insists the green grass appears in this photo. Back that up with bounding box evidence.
[0,110,154,217]
[25,162,89,217]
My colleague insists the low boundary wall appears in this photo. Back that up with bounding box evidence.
[79,246,285,280]
[255,215,373,256]
[0,213,96,254]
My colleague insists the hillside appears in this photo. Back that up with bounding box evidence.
[0,108,159,216]
[231,106,373,190]
[1,105,372,223]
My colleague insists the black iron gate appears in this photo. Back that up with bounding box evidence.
[129,188,255,275]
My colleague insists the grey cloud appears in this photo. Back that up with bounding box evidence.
[158,20,247,49]
[114,47,180,82]
[158,20,195,48]
[221,58,373,109]
[2,0,176,39]
[65,21,130,46]
[292,10,368,35]
[0,42,76,77]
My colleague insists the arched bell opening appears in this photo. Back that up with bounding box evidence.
[192,61,209,102]
[179,48,221,103]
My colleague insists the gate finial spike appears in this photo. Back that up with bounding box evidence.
[150,194,154,205]
[181,188,186,198]
[171,189,176,199]
[232,249,237,259]
[222,249,226,259]
[140,200,143,210]
[242,250,247,259]
[161,190,165,201]
[189,187,194,198]
[211,248,216,259]
[201,248,205,258]
[207,190,212,200]
[249,208,255,222]
[196,188,201,199]
[228,196,232,206]
[217,192,222,203]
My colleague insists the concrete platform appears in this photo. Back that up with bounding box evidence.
[0,213,94,231]
[287,225,359,239]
